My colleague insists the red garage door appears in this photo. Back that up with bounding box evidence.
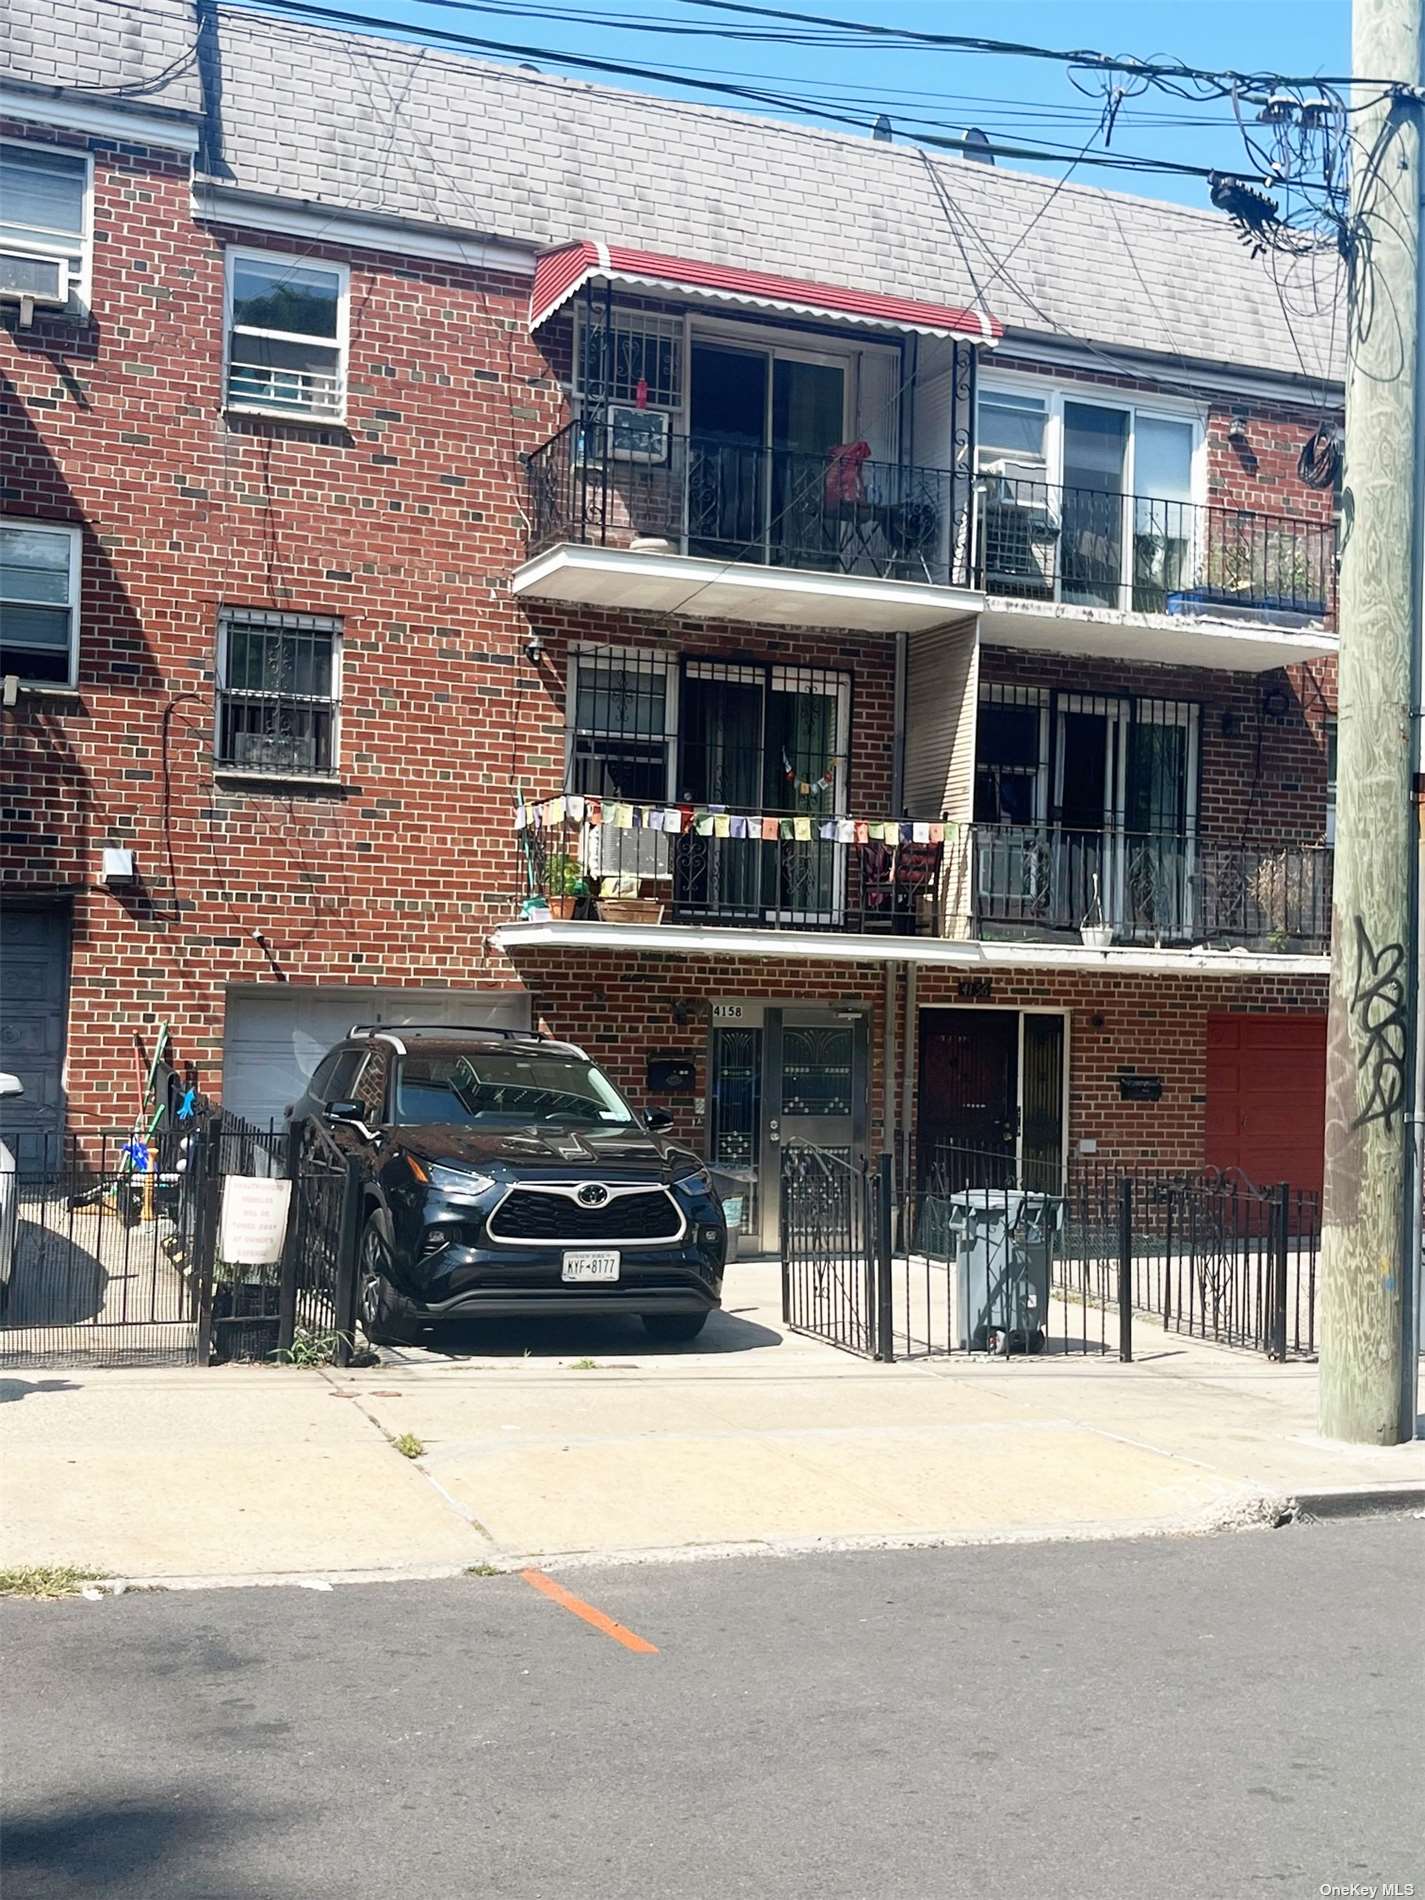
[1205,1014,1327,1193]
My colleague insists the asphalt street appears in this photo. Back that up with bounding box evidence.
[2,1520,1421,1900]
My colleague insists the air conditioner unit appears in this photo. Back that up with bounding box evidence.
[607,405,671,465]
[0,251,70,325]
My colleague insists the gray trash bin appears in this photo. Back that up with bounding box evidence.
[946,1189,1063,1353]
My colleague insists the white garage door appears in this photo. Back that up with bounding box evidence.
[221,987,531,1127]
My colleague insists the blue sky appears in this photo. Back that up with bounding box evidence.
[258,0,1351,208]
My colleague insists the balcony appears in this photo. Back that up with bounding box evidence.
[513,423,981,634]
[505,806,1332,964]
[975,477,1338,671]
[965,824,1333,954]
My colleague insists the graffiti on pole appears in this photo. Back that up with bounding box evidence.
[1349,916,1408,1128]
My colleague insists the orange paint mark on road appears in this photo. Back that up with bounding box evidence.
[518,1567,659,1654]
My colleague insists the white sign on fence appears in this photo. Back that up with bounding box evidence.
[219,1176,293,1267]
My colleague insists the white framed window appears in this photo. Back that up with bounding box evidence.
[224,249,348,422]
[0,141,92,308]
[976,388,1049,481]
[215,608,342,778]
[0,519,82,687]
[1325,717,1338,844]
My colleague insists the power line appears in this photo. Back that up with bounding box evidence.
[663,0,1411,93]
[205,0,1300,184]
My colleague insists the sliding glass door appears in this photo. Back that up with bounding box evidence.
[688,340,846,568]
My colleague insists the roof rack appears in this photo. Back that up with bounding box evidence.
[345,1023,545,1042]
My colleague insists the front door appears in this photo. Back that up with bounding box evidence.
[918,1007,1019,1187]
[917,1008,1065,1192]
[708,1003,868,1254]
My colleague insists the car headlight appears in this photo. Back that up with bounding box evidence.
[425,1163,497,1198]
[673,1165,714,1196]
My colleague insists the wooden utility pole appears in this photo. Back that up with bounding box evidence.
[1319,0,1424,1444]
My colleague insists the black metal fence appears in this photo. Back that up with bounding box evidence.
[525,420,976,590]
[0,1112,363,1369]
[976,475,1335,621]
[781,1138,1321,1364]
[916,1138,1320,1360]
[969,826,1333,951]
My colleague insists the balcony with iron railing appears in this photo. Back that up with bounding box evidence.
[512,806,1333,958]
[976,476,1336,629]
[966,824,1333,953]
[514,421,979,633]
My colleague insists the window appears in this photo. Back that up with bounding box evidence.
[393,1048,637,1127]
[975,684,1047,825]
[319,1048,366,1105]
[976,389,1048,481]
[216,609,341,777]
[0,519,81,686]
[568,648,675,800]
[1325,718,1338,844]
[352,1050,388,1128]
[0,142,90,304]
[225,250,347,421]
[574,307,684,410]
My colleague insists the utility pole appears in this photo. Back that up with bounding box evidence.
[1319,0,1424,1444]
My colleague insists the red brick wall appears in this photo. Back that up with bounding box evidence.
[913,964,1329,1172]
[509,944,1328,1176]
[0,127,897,1127]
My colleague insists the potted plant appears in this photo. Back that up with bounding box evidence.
[1080,874,1113,949]
[543,851,587,921]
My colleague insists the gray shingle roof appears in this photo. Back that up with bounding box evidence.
[2,0,1343,386]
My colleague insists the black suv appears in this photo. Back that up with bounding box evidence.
[287,1026,726,1344]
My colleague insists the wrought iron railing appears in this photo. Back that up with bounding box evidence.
[524,420,975,589]
[968,824,1333,950]
[975,475,1335,621]
[520,810,1332,951]
[522,807,943,936]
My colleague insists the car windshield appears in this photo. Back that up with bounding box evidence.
[393,1048,638,1127]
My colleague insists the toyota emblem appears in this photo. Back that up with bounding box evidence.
[577,1183,610,1208]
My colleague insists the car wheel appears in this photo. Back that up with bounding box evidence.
[641,1311,710,1344]
[358,1215,413,1346]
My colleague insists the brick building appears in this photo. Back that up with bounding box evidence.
[1,0,1340,1240]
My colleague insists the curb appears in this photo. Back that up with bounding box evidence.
[1289,1484,1425,1521]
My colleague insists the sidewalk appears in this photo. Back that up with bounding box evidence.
[3,1261,1421,1586]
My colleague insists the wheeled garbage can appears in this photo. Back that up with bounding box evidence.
[946,1189,1063,1353]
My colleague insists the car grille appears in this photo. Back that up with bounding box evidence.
[487,1187,683,1245]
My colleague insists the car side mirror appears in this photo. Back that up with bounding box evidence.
[323,1099,365,1125]
[0,1072,23,1102]
[645,1106,674,1134]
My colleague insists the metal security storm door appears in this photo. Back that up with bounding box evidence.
[708,1002,868,1255]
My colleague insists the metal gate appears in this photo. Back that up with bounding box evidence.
[0,1114,363,1369]
[781,1138,1316,1364]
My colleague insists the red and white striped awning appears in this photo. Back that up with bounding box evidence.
[529,239,1000,345]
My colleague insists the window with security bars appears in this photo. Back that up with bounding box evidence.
[225,249,347,421]
[568,648,675,801]
[216,610,340,777]
[574,308,684,409]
